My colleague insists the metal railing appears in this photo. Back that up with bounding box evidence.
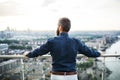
[1,54,120,58]
[0,54,120,80]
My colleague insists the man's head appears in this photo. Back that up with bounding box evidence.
[57,17,71,35]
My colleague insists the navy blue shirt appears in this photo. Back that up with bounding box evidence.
[26,32,100,72]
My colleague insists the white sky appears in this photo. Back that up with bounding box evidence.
[0,0,120,31]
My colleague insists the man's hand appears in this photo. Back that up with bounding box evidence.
[23,51,30,58]
[98,50,104,57]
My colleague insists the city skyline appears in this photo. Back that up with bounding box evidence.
[0,0,120,31]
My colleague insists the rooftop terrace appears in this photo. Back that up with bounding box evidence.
[0,54,120,80]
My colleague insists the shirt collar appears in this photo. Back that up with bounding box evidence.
[59,32,68,37]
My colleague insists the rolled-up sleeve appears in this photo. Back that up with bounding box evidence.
[26,39,52,58]
[76,39,100,57]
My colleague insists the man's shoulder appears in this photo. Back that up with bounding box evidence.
[48,38,54,42]
[71,38,83,44]
[47,37,58,42]
[71,37,79,42]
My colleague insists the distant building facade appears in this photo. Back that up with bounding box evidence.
[0,27,14,39]
[0,44,8,55]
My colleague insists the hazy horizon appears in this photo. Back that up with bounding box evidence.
[0,27,120,32]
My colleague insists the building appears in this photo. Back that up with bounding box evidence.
[0,44,8,55]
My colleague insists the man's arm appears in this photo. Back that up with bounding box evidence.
[76,39,103,57]
[24,39,52,58]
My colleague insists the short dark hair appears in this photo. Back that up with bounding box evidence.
[58,17,71,32]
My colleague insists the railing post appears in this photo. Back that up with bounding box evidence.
[101,57,105,80]
[20,58,24,80]
[42,61,45,80]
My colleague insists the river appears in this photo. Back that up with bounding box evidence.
[105,40,120,80]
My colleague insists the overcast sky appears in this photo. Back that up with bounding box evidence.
[0,0,120,31]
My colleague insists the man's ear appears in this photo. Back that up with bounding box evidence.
[56,26,63,36]
[59,26,63,31]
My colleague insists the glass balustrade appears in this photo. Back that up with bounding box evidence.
[0,54,120,80]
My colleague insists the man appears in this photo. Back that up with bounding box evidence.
[24,17,103,80]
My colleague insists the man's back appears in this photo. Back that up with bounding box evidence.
[50,32,78,72]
